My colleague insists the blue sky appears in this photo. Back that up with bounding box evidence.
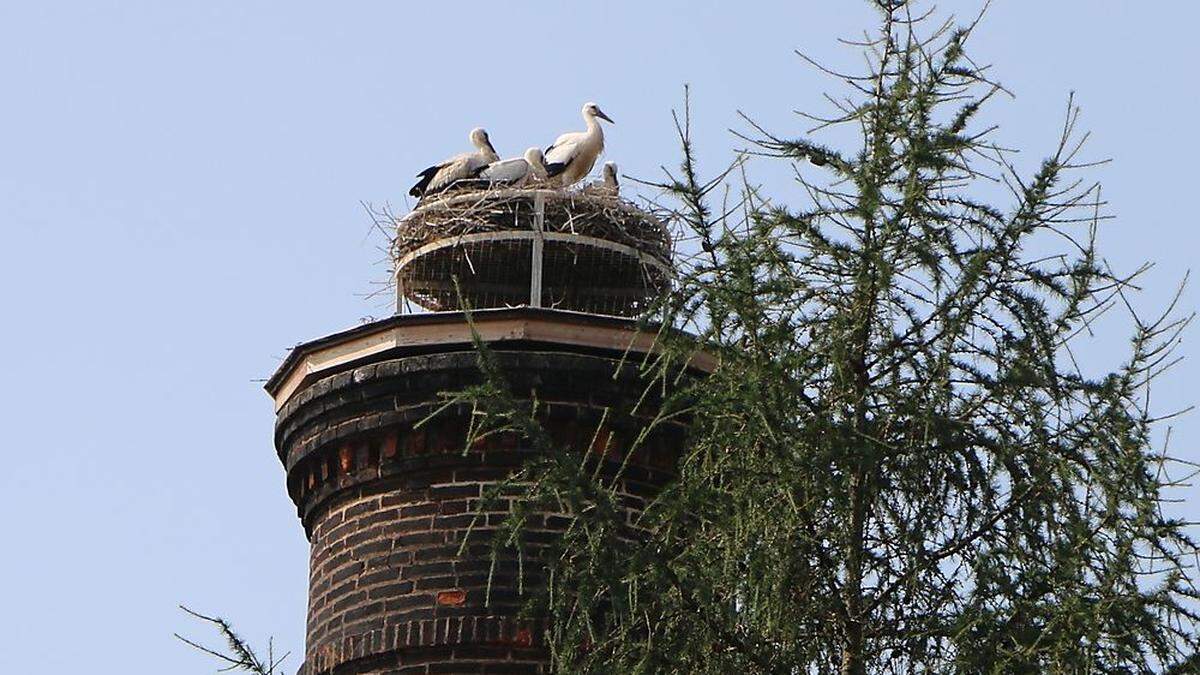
[2,2,1197,672]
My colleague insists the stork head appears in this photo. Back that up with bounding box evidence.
[469,127,497,157]
[603,161,618,187]
[524,147,548,179]
[583,102,614,124]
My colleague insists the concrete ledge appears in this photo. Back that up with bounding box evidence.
[265,307,715,412]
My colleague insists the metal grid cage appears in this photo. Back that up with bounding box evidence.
[395,189,672,316]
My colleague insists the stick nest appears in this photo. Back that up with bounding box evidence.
[393,187,672,265]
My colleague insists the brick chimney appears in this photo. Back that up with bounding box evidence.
[266,190,710,674]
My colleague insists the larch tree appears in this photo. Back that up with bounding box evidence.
[457,1,1200,673]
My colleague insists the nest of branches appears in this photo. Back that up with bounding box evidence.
[393,186,672,265]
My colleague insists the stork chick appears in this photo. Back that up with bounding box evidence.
[409,128,499,199]
[479,148,549,187]
[602,161,619,193]
[584,161,620,197]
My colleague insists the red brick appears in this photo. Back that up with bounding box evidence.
[435,589,467,607]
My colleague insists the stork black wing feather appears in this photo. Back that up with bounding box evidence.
[544,160,569,178]
[409,163,445,198]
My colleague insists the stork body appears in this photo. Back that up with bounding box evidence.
[478,148,548,187]
[409,128,499,199]
[543,102,614,187]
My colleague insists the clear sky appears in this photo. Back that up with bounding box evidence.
[2,2,1197,672]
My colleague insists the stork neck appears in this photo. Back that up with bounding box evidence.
[584,113,602,136]
[475,139,499,162]
[527,156,547,179]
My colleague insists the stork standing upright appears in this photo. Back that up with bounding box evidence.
[478,148,549,187]
[543,102,614,188]
[409,128,499,199]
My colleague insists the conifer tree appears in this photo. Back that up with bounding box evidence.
[464,2,1200,672]
[176,606,289,674]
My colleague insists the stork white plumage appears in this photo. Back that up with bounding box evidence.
[478,148,548,187]
[543,102,614,187]
[409,128,499,198]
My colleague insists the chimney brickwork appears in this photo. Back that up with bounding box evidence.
[273,337,687,674]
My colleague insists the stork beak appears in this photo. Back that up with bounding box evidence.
[597,109,614,124]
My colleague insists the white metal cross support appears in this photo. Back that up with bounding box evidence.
[530,191,545,308]
[395,273,405,315]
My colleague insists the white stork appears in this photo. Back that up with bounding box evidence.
[583,161,620,197]
[478,148,548,187]
[602,161,619,193]
[408,127,499,198]
[543,102,614,187]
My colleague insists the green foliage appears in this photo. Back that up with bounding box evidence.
[175,606,289,674]
[459,2,1200,672]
